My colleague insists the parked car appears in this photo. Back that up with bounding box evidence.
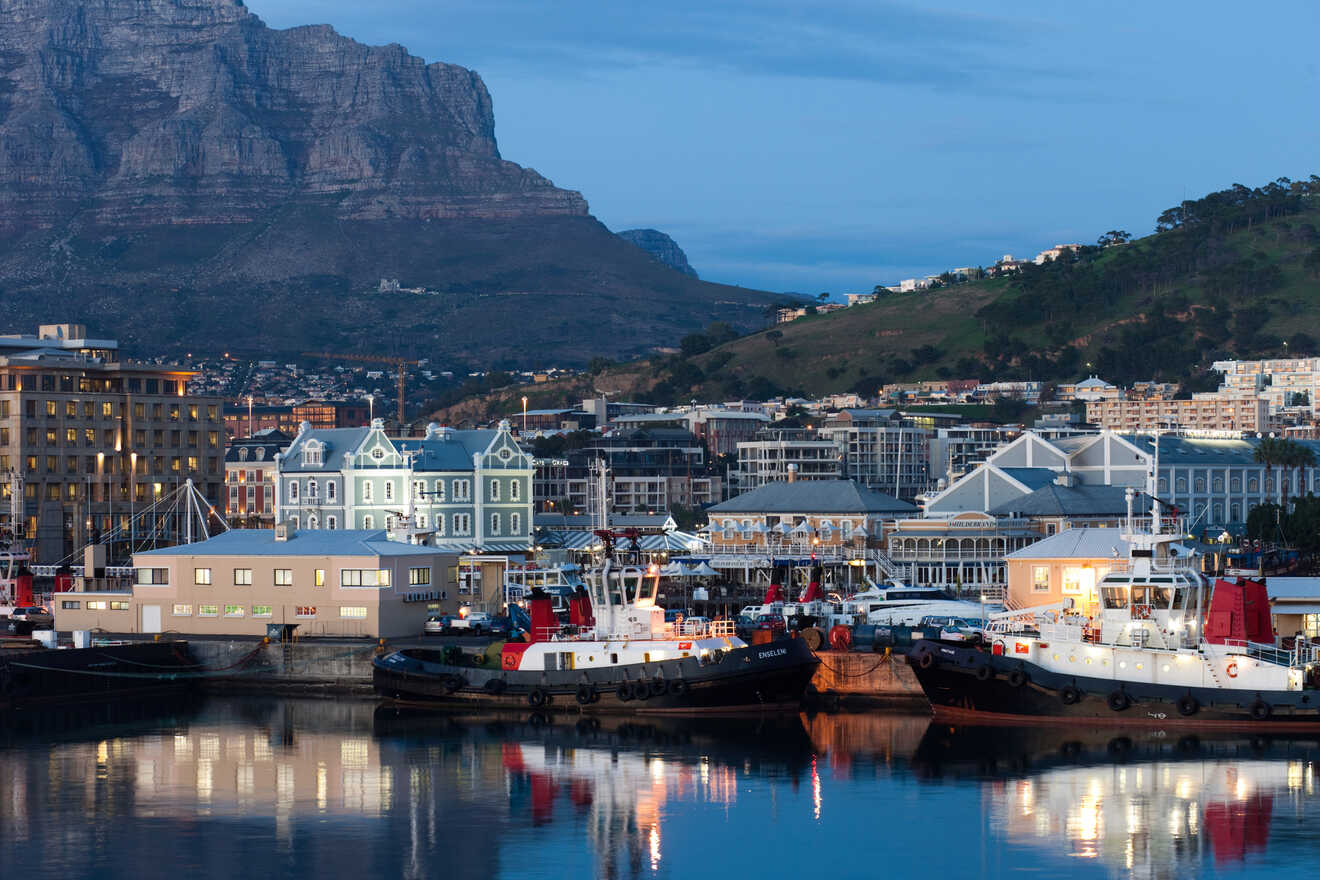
[486,616,513,638]
[447,611,492,635]
[8,606,53,632]
[423,614,454,636]
[919,615,984,644]
[753,614,786,637]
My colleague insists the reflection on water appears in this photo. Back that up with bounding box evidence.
[2,699,1320,879]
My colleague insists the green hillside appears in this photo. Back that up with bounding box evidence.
[644,176,1320,402]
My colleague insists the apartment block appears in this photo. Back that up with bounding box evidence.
[1085,394,1268,433]
[0,324,224,563]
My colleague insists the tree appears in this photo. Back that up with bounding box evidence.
[1245,502,1283,542]
[1252,437,1313,509]
[1282,440,1316,512]
[816,292,830,304]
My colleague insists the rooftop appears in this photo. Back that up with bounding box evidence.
[134,529,445,558]
[990,485,1150,518]
[1006,528,1131,560]
[708,479,916,514]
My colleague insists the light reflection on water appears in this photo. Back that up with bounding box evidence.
[1,698,1318,879]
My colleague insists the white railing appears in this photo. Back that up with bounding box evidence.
[1038,622,1085,644]
[672,619,736,639]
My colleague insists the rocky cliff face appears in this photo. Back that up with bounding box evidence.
[616,229,698,277]
[0,0,586,235]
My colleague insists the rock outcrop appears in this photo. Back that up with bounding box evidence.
[0,0,587,235]
[616,229,699,278]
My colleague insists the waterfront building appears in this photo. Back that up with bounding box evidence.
[224,429,291,526]
[884,511,1040,595]
[222,402,298,439]
[0,324,224,564]
[816,409,930,502]
[53,527,460,638]
[277,419,534,554]
[734,430,841,492]
[1054,376,1120,402]
[1004,527,1131,618]
[927,424,1019,489]
[1085,394,1268,433]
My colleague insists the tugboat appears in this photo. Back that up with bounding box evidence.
[372,530,820,713]
[909,482,1320,728]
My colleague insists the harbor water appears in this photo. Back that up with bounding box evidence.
[2,696,1319,879]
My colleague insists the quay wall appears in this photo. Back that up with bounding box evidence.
[188,640,380,695]
[809,650,928,708]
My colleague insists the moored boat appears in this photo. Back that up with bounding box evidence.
[909,480,1320,729]
[373,531,820,713]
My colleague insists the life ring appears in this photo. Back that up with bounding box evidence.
[616,683,634,702]
[975,665,994,682]
[1060,685,1081,705]
[502,652,520,671]
[1177,694,1199,717]
[669,680,688,697]
[575,684,595,705]
[1007,668,1029,688]
[1226,662,1239,679]
[918,651,937,670]
[1107,690,1130,712]
[1133,604,1151,620]
[527,688,549,708]
[1249,699,1272,721]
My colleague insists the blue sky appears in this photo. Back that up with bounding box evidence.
[254,0,1320,295]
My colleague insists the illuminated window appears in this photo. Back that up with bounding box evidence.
[86,600,107,611]
[1032,566,1049,593]
[296,606,317,618]
[274,569,293,586]
[136,568,169,586]
[173,604,192,616]
[339,606,368,619]
[314,569,325,587]
[194,567,211,585]
[224,604,245,617]
[252,605,273,618]
[234,568,253,585]
[409,567,430,586]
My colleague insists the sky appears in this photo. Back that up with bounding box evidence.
[252,0,1320,296]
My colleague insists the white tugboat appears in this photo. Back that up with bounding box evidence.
[373,530,819,713]
[910,470,1320,726]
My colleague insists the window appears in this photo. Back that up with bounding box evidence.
[454,513,471,535]
[490,513,501,535]
[194,567,212,585]
[315,569,325,587]
[362,480,374,502]
[489,480,500,502]
[385,481,396,502]
[510,513,521,535]
[289,481,299,503]
[409,567,431,586]
[86,600,107,611]
[308,480,318,499]
[296,606,317,618]
[454,479,471,501]
[136,568,169,586]
[109,601,130,611]
[199,605,218,617]
[434,515,445,536]
[339,606,368,619]
[327,516,337,530]
[432,480,445,501]
[274,569,293,586]
[172,604,192,616]
[224,604,245,617]
[252,605,273,618]
[413,480,425,499]
[1032,566,1050,593]
[340,569,390,587]
[327,481,336,501]
[307,514,318,530]
[510,480,520,502]
[303,443,322,466]
[234,568,253,585]
[61,600,81,610]
[363,515,374,529]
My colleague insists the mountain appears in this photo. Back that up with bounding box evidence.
[0,0,780,366]
[616,229,698,277]
[661,177,1320,402]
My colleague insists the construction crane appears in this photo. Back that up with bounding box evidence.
[302,352,418,425]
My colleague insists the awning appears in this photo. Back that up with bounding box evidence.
[1271,603,1320,615]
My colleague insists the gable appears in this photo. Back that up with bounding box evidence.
[479,429,533,470]
[986,433,1067,470]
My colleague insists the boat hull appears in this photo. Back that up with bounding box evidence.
[372,636,820,714]
[0,640,197,711]
[908,639,1320,729]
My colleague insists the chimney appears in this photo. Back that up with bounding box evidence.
[274,522,293,542]
[787,463,798,483]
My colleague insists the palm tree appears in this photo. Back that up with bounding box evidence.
[1283,441,1316,513]
[1253,437,1288,506]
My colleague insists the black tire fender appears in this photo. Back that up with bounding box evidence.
[616,683,633,702]
[1060,685,1081,705]
[648,679,668,698]
[1008,668,1029,688]
[1107,690,1130,712]
[1250,698,1272,721]
[974,664,994,682]
[669,680,688,697]
[527,688,548,708]
[631,680,650,701]
[918,651,936,670]
[575,684,595,706]
[1176,694,1199,717]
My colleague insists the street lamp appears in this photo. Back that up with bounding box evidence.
[521,396,529,434]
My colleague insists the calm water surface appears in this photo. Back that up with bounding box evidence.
[2,697,1319,879]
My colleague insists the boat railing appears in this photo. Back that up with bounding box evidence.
[1208,638,1298,667]
[1038,621,1086,644]
[670,619,736,639]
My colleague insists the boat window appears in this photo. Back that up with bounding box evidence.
[1149,577,1173,583]
[1100,586,1129,609]
[1172,587,1192,611]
